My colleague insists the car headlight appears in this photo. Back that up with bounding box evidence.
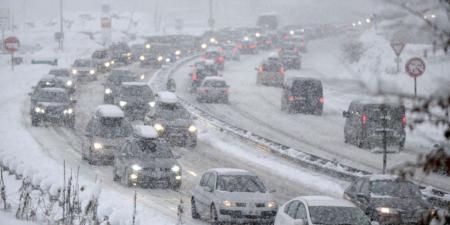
[267,201,277,208]
[34,107,45,113]
[175,50,181,56]
[188,125,197,133]
[93,142,103,150]
[149,101,156,107]
[130,173,138,180]
[140,74,145,80]
[171,165,180,173]
[165,58,171,63]
[127,52,132,57]
[145,44,151,49]
[119,101,127,107]
[72,69,78,75]
[89,70,95,75]
[104,88,112,94]
[154,123,164,132]
[175,175,181,180]
[110,60,115,65]
[104,62,110,67]
[139,55,145,61]
[131,164,142,171]
[201,43,208,49]
[63,108,73,114]
[157,56,163,62]
[255,32,261,38]
[66,80,73,87]
[376,207,398,214]
[223,200,233,207]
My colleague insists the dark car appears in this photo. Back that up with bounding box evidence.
[139,43,172,68]
[130,44,146,62]
[190,60,219,91]
[203,47,225,70]
[113,125,182,189]
[256,54,285,86]
[48,69,76,94]
[196,77,229,103]
[91,49,112,73]
[343,101,406,150]
[32,75,63,92]
[280,50,301,70]
[239,37,258,54]
[144,92,197,147]
[103,70,137,104]
[116,82,155,120]
[281,77,323,115]
[344,175,431,225]
[29,87,76,127]
[109,42,132,66]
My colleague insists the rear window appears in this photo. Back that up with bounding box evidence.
[121,86,153,97]
[92,51,107,58]
[204,80,227,88]
[364,104,405,123]
[291,80,322,96]
[262,62,282,72]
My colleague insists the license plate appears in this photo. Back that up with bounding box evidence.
[151,171,163,177]
[247,211,260,216]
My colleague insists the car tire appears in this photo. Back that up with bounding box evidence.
[31,116,39,127]
[210,204,220,225]
[191,198,201,219]
[113,167,120,182]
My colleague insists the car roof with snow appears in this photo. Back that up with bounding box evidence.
[133,125,159,139]
[95,105,125,118]
[366,174,400,182]
[157,91,178,104]
[203,76,226,82]
[40,74,56,81]
[39,87,66,93]
[208,168,254,176]
[299,196,356,207]
[268,52,279,59]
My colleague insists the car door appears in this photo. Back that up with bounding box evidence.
[359,179,371,213]
[116,141,131,175]
[204,172,217,216]
[279,200,300,225]
[194,173,211,215]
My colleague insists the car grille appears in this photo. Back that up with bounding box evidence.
[143,167,171,172]
[255,203,266,208]
[166,126,187,134]
[235,203,246,207]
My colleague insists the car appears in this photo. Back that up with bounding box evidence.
[289,35,307,52]
[191,168,277,224]
[278,42,299,55]
[71,59,97,81]
[103,70,137,104]
[31,75,63,92]
[144,92,197,147]
[342,100,406,150]
[238,37,258,54]
[203,47,225,70]
[344,175,431,225]
[221,43,240,61]
[130,44,146,62]
[139,43,172,68]
[113,125,182,189]
[196,77,229,103]
[48,68,76,94]
[280,50,301,70]
[281,77,323,115]
[29,87,76,127]
[115,82,155,120]
[82,105,133,165]
[109,42,132,66]
[91,49,112,73]
[256,54,285,86]
[275,196,372,225]
[255,33,274,50]
[190,60,220,91]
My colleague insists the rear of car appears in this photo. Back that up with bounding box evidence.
[256,59,285,86]
[204,49,225,70]
[196,77,229,103]
[239,39,258,54]
[190,61,219,91]
[116,82,155,120]
[280,50,301,70]
[343,102,406,150]
[282,78,323,115]
[71,59,97,81]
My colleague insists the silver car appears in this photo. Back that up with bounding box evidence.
[113,125,182,189]
[82,105,132,165]
[191,168,278,224]
[196,77,229,103]
[256,54,285,87]
[71,59,97,81]
[115,82,155,120]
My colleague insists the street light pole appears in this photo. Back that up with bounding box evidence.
[59,0,64,51]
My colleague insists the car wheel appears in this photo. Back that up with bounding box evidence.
[210,204,220,225]
[191,198,201,219]
[113,167,120,182]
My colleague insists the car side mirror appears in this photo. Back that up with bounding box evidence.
[293,219,306,225]
[342,111,349,118]
[356,193,368,201]
[203,186,213,193]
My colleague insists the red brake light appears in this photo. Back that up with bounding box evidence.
[217,56,224,62]
[402,115,407,127]
[279,67,285,75]
[249,44,257,49]
[258,66,264,73]
[192,71,198,81]
[319,97,324,104]
[288,96,296,102]
[362,114,368,125]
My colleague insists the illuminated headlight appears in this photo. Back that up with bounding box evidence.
[201,43,208,49]
[157,56,163,62]
[145,43,151,49]
[46,82,52,85]
[119,101,127,107]
[140,74,145,80]
[223,200,233,207]
[66,80,73,87]
[127,52,132,57]
[255,32,261,38]
[175,175,181,180]
[244,36,249,41]
[209,38,216,43]
[130,173,138,180]
[267,201,277,208]
[104,62,110,67]
[165,58,171,63]
[110,60,115,65]
[93,142,103,150]
[104,88,112,94]
[72,69,78,75]
[175,50,181,56]
[171,165,180,173]
[376,207,398,214]
[131,164,142,171]
[154,123,164,132]
[139,55,145,61]
[63,108,73,114]
[289,30,295,35]
[89,70,95,75]
[34,107,45,113]
[149,101,156,107]
[188,125,197,133]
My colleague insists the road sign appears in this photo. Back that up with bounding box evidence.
[405,57,426,78]
[4,36,19,53]
[101,17,111,29]
[391,42,405,57]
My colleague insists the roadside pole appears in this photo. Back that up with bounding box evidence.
[382,104,387,174]
[405,57,426,98]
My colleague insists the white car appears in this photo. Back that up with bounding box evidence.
[275,196,372,225]
[191,168,277,224]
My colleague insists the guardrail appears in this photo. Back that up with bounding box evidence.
[151,54,450,210]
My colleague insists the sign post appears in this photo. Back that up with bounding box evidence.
[0,8,10,52]
[390,42,406,73]
[4,36,20,71]
[405,57,426,98]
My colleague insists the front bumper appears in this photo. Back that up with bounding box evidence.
[87,147,116,164]
[129,171,181,188]
[32,112,74,123]
[218,207,277,223]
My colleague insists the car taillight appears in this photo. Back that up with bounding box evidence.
[279,67,285,75]
[217,56,224,62]
[402,115,407,127]
[319,97,324,104]
[288,96,296,102]
[362,114,368,125]
[198,88,208,93]
[192,72,198,81]
[224,89,228,94]
[258,66,264,73]
[249,44,257,49]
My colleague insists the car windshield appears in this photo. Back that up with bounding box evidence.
[155,103,191,120]
[134,139,174,159]
[49,69,70,77]
[90,117,132,138]
[204,80,227,88]
[36,91,69,103]
[108,72,135,84]
[309,206,370,225]
[92,51,107,58]
[73,60,92,67]
[121,86,152,97]
[371,181,422,198]
[216,175,266,193]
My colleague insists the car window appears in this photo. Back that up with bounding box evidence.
[361,179,370,195]
[286,201,300,218]
[206,173,216,190]
[73,60,91,67]
[295,202,308,219]
[216,175,266,193]
[200,173,210,187]
[36,91,69,103]
[353,178,364,193]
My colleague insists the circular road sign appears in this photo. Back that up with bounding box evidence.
[405,57,426,78]
[4,36,20,53]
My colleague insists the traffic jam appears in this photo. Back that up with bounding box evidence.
[1,1,449,225]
